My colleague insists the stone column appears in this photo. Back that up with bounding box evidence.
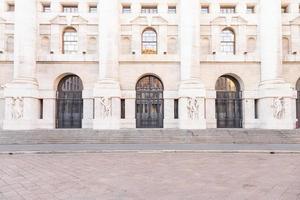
[258,0,296,129]
[93,0,121,129]
[178,0,206,129]
[3,0,40,130]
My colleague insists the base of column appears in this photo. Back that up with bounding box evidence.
[178,79,206,129]
[93,79,121,130]
[257,81,296,129]
[3,81,40,130]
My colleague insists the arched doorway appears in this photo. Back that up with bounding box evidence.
[56,75,83,128]
[136,75,164,128]
[215,75,243,128]
[296,79,300,128]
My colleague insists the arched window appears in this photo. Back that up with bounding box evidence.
[6,36,14,53]
[142,28,157,54]
[63,27,78,54]
[220,28,235,54]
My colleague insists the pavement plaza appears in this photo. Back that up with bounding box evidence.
[0,152,299,200]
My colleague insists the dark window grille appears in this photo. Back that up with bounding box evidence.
[121,99,126,119]
[174,99,179,119]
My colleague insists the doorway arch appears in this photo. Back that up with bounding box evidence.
[56,75,83,128]
[136,75,164,128]
[215,75,243,128]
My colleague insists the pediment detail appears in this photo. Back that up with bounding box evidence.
[50,15,88,25]
[50,15,67,24]
[72,16,88,24]
[0,17,6,24]
[130,15,168,26]
[211,16,248,26]
[130,16,148,25]
[290,16,300,25]
[151,16,168,25]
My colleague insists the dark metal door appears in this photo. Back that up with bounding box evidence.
[297,91,300,128]
[136,76,164,128]
[216,91,243,128]
[56,75,83,129]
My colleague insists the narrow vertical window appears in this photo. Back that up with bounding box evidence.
[40,99,44,119]
[254,99,258,119]
[174,99,179,119]
[121,99,125,119]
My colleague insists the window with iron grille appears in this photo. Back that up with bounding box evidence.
[220,6,236,14]
[201,6,209,14]
[141,6,158,14]
[89,6,97,13]
[168,6,176,14]
[122,5,131,13]
[247,6,255,14]
[43,4,51,12]
[121,99,125,119]
[63,6,78,13]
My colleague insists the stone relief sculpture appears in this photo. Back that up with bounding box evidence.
[11,97,24,120]
[271,97,285,119]
[99,97,112,118]
[187,97,200,120]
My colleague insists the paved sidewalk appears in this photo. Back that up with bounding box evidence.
[0,152,300,200]
[1,144,300,154]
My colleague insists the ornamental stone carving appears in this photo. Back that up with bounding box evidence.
[11,97,24,120]
[99,97,112,118]
[271,97,285,119]
[187,97,200,120]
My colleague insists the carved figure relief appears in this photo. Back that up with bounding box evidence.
[99,97,112,118]
[271,97,285,119]
[187,97,201,120]
[11,97,24,120]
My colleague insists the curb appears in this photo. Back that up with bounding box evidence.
[1,149,300,155]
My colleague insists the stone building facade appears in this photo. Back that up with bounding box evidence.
[0,0,299,130]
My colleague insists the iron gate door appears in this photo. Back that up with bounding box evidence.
[136,76,164,128]
[56,75,83,129]
[297,91,300,128]
[216,91,243,128]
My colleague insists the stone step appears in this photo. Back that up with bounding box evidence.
[0,129,299,145]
